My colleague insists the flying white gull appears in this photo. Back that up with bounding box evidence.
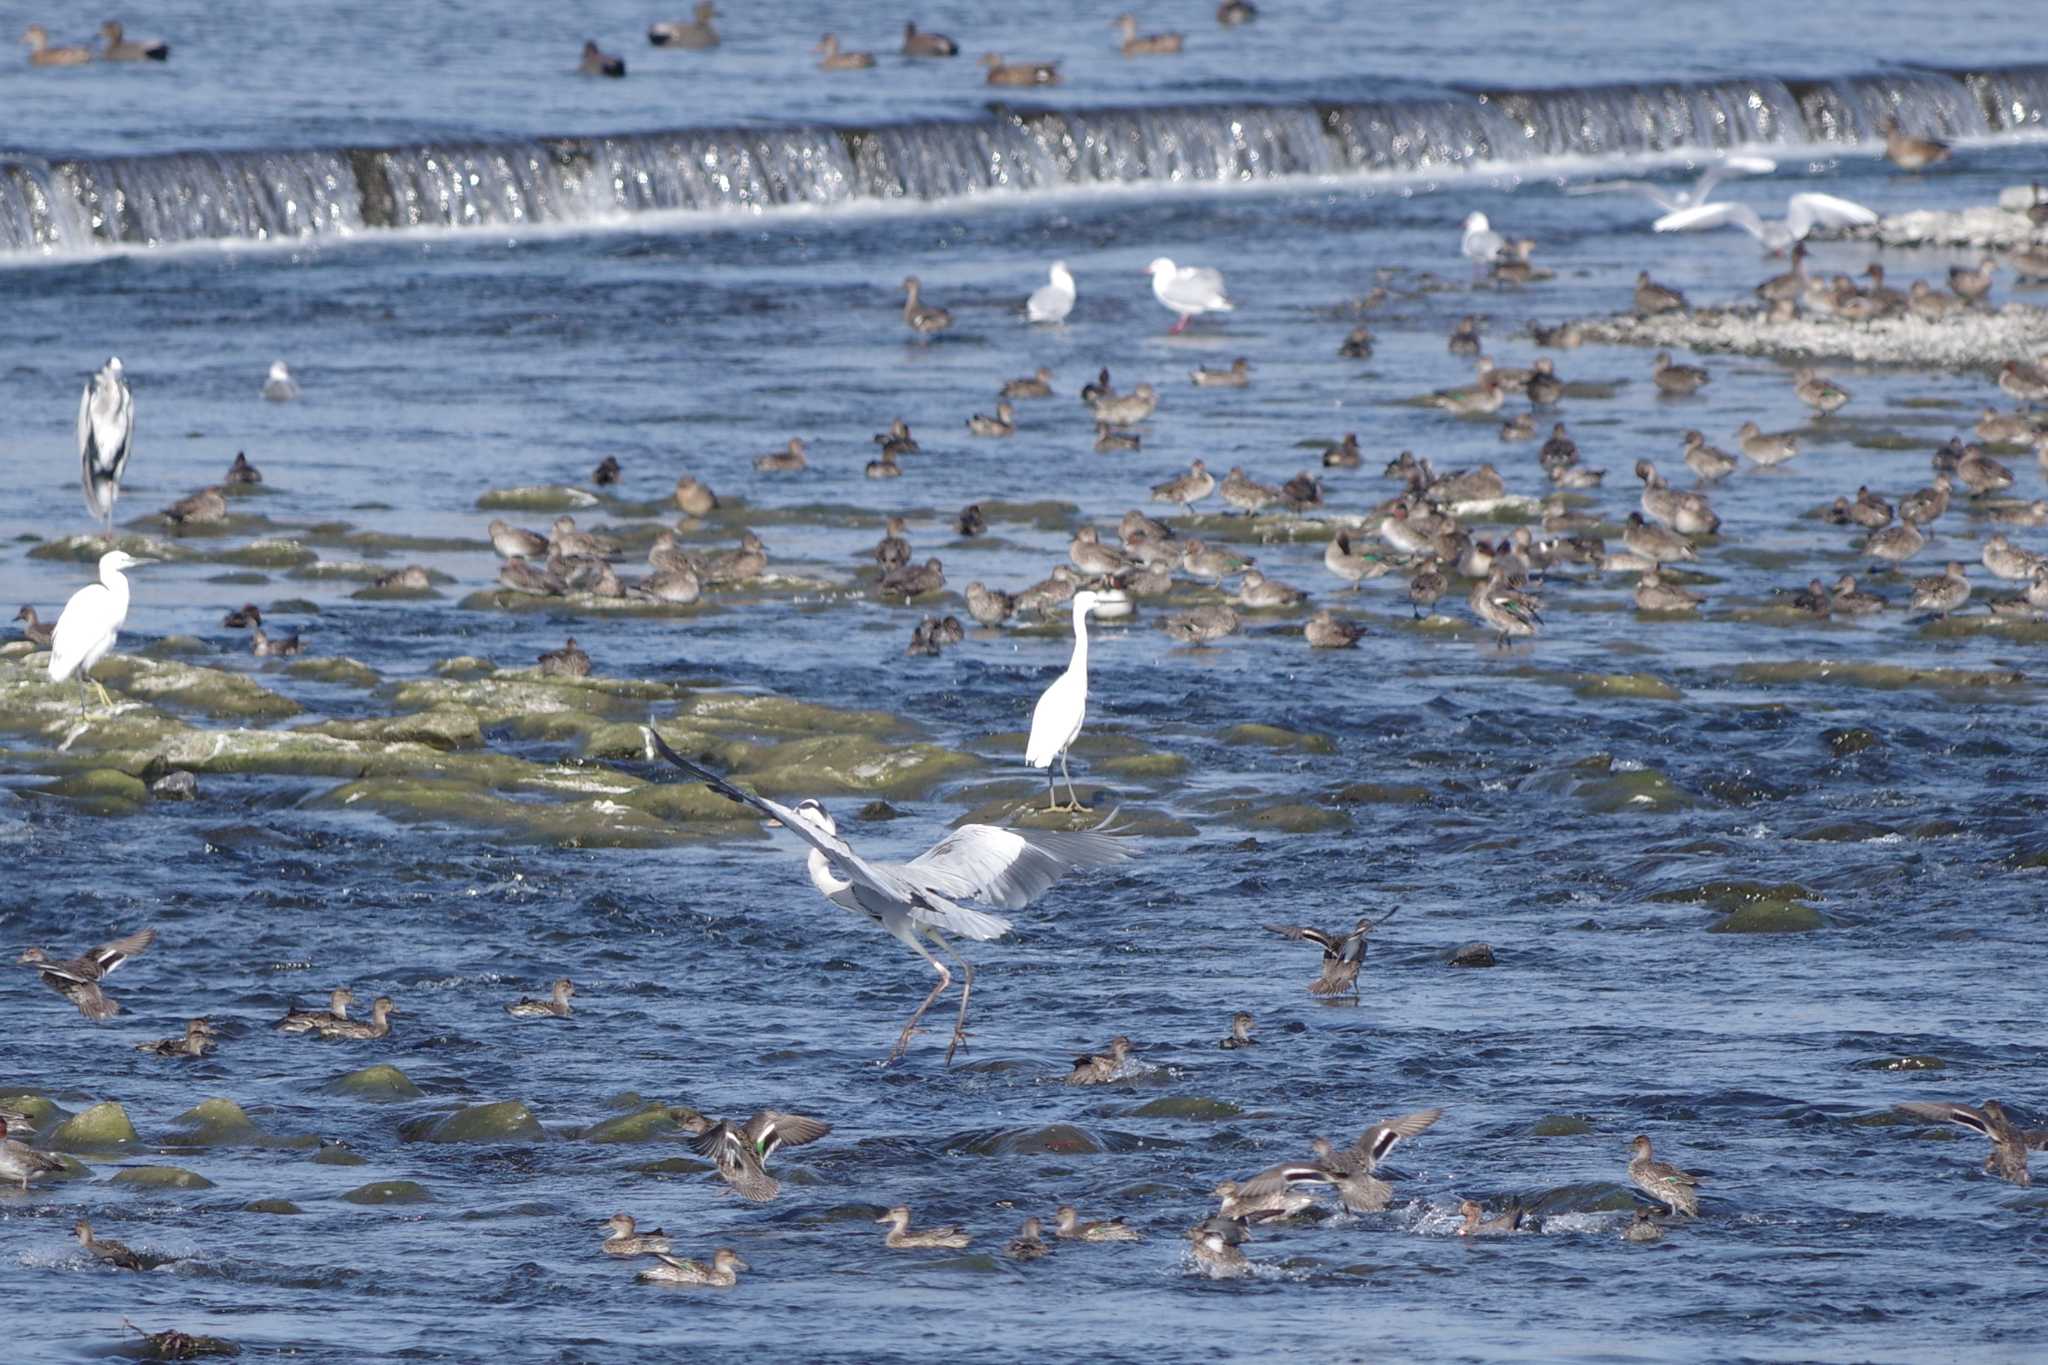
[1566,154,1779,215]
[1654,191,1878,253]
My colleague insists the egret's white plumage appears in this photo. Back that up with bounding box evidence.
[1026,589,1103,810]
[1144,258,1232,333]
[1653,192,1878,253]
[1460,212,1506,264]
[49,550,143,709]
[262,359,300,401]
[1027,261,1076,323]
[643,728,1133,1063]
[77,357,134,533]
[1566,155,1779,215]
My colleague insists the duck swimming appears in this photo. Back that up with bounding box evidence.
[1114,13,1183,55]
[138,1018,216,1058]
[648,3,718,48]
[1305,609,1366,649]
[97,20,168,60]
[14,605,53,645]
[505,978,574,1019]
[1053,1205,1141,1242]
[277,987,353,1033]
[814,33,875,70]
[1066,1035,1136,1085]
[901,276,952,335]
[601,1213,672,1257]
[637,1248,749,1286]
[21,24,90,66]
[308,995,396,1041]
[1006,1217,1051,1260]
[1219,1011,1258,1048]
[578,40,626,76]
[1458,1197,1525,1236]
[877,1205,970,1249]
[76,1219,149,1271]
[537,637,591,678]
[979,52,1059,86]
[901,21,957,56]
[1186,1216,1251,1275]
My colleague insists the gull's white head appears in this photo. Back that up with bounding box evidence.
[1143,257,1175,277]
[792,797,837,837]
[268,360,292,380]
[1462,212,1489,233]
[105,356,124,374]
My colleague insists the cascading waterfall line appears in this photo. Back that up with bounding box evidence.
[3,60,2046,259]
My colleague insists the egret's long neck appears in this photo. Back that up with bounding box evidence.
[1067,603,1091,676]
[103,566,130,615]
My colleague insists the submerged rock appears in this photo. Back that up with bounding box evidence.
[400,1100,544,1144]
[1527,1115,1595,1137]
[111,1164,216,1190]
[164,1098,260,1145]
[48,1100,138,1151]
[1710,899,1825,934]
[1123,1096,1241,1120]
[952,1124,1107,1157]
[244,1198,303,1215]
[1224,723,1337,754]
[0,1093,69,1130]
[36,767,148,814]
[319,1064,423,1101]
[341,1179,433,1205]
[1446,942,1497,968]
[580,1105,687,1144]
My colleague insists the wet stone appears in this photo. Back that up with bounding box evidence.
[1124,1096,1242,1120]
[581,1106,686,1143]
[1224,723,1337,754]
[37,768,148,814]
[111,1165,216,1191]
[954,1124,1107,1157]
[245,1199,304,1215]
[1446,942,1497,968]
[48,1100,138,1151]
[399,1100,544,1143]
[1824,727,1882,757]
[341,1180,433,1205]
[319,1064,424,1101]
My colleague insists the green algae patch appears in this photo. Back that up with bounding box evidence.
[319,1064,423,1101]
[1566,757,1693,813]
[245,1198,304,1215]
[214,538,316,569]
[164,1099,260,1145]
[1241,802,1350,833]
[312,777,728,847]
[1527,1115,1594,1137]
[1732,660,2027,692]
[434,655,496,677]
[49,1101,138,1152]
[301,708,482,751]
[476,484,600,511]
[633,1155,716,1176]
[1096,751,1188,779]
[286,657,380,688]
[111,1165,215,1191]
[1710,899,1825,933]
[28,532,188,563]
[740,733,975,799]
[581,1105,687,1144]
[342,1179,432,1205]
[1330,781,1432,805]
[680,692,903,739]
[312,1144,368,1167]
[0,1093,70,1130]
[1224,723,1337,754]
[141,634,212,658]
[1125,1097,1242,1120]
[36,767,148,814]
[399,1100,543,1144]
[956,1124,1107,1157]
[1569,672,1682,702]
[90,656,299,720]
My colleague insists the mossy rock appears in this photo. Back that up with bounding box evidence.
[1240,802,1349,834]
[632,1156,716,1176]
[215,538,317,569]
[48,1100,138,1151]
[1823,727,1881,757]
[1527,1115,1594,1137]
[1710,899,1825,933]
[245,1198,304,1214]
[399,1100,544,1144]
[164,1098,260,1145]
[286,657,381,688]
[1573,764,1692,813]
[1096,752,1188,779]
[111,1164,215,1190]
[1732,660,2025,692]
[319,1064,423,1101]
[141,634,212,658]
[300,709,482,751]
[1650,880,1815,908]
[434,656,496,677]
[36,768,148,814]
[1571,672,1682,701]
[312,1144,369,1167]
[742,734,976,799]
[1224,723,1337,754]
[312,778,715,847]
[90,656,299,720]
[1329,781,1432,805]
[341,1179,433,1205]
[28,532,186,562]
[581,1105,686,1144]
[1124,1096,1241,1120]
[954,1124,1106,1157]
[0,1093,70,1130]
[681,692,902,739]
[476,485,599,512]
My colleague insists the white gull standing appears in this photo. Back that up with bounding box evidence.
[642,728,1133,1063]
[1460,212,1506,264]
[262,359,301,401]
[77,356,134,535]
[1654,192,1878,254]
[1026,589,1104,811]
[1027,261,1076,323]
[1144,258,1232,333]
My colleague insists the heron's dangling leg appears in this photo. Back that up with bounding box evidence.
[926,928,976,1064]
[887,931,952,1064]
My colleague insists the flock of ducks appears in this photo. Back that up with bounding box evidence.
[575,6,1257,83]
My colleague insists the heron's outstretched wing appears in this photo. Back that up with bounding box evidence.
[642,727,905,904]
[899,823,1135,912]
[1783,192,1877,240]
[1652,201,1766,240]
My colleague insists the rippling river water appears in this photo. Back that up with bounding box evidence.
[4,3,2048,1362]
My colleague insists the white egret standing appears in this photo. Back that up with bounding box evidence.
[1027,261,1076,323]
[1144,258,1232,334]
[262,359,300,401]
[642,728,1134,1063]
[1653,192,1878,254]
[1026,588,1104,811]
[49,550,144,710]
[77,357,134,536]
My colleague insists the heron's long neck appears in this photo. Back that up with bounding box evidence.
[1067,604,1090,676]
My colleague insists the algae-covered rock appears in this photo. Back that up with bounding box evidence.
[164,1098,259,1145]
[48,1100,138,1151]
[400,1100,544,1144]
[1570,672,1682,701]
[142,634,212,658]
[1097,752,1189,779]
[740,733,975,799]
[1240,802,1349,833]
[1527,1115,1594,1138]
[1330,781,1432,805]
[312,1144,369,1167]
[111,1165,216,1190]
[37,767,148,814]
[1571,761,1692,813]
[301,709,482,751]
[90,655,299,720]
[434,655,496,677]
[633,1156,716,1176]
[1733,660,2025,692]
[581,1106,687,1144]
[953,1124,1106,1157]
[319,1064,423,1101]
[476,484,599,511]
[286,657,381,688]
[1446,942,1497,968]
[1224,723,1337,754]
[0,1093,69,1131]
[1710,899,1825,933]
[313,778,728,847]
[245,1198,304,1215]
[341,1179,432,1205]
[1124,1096,1242,1120]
